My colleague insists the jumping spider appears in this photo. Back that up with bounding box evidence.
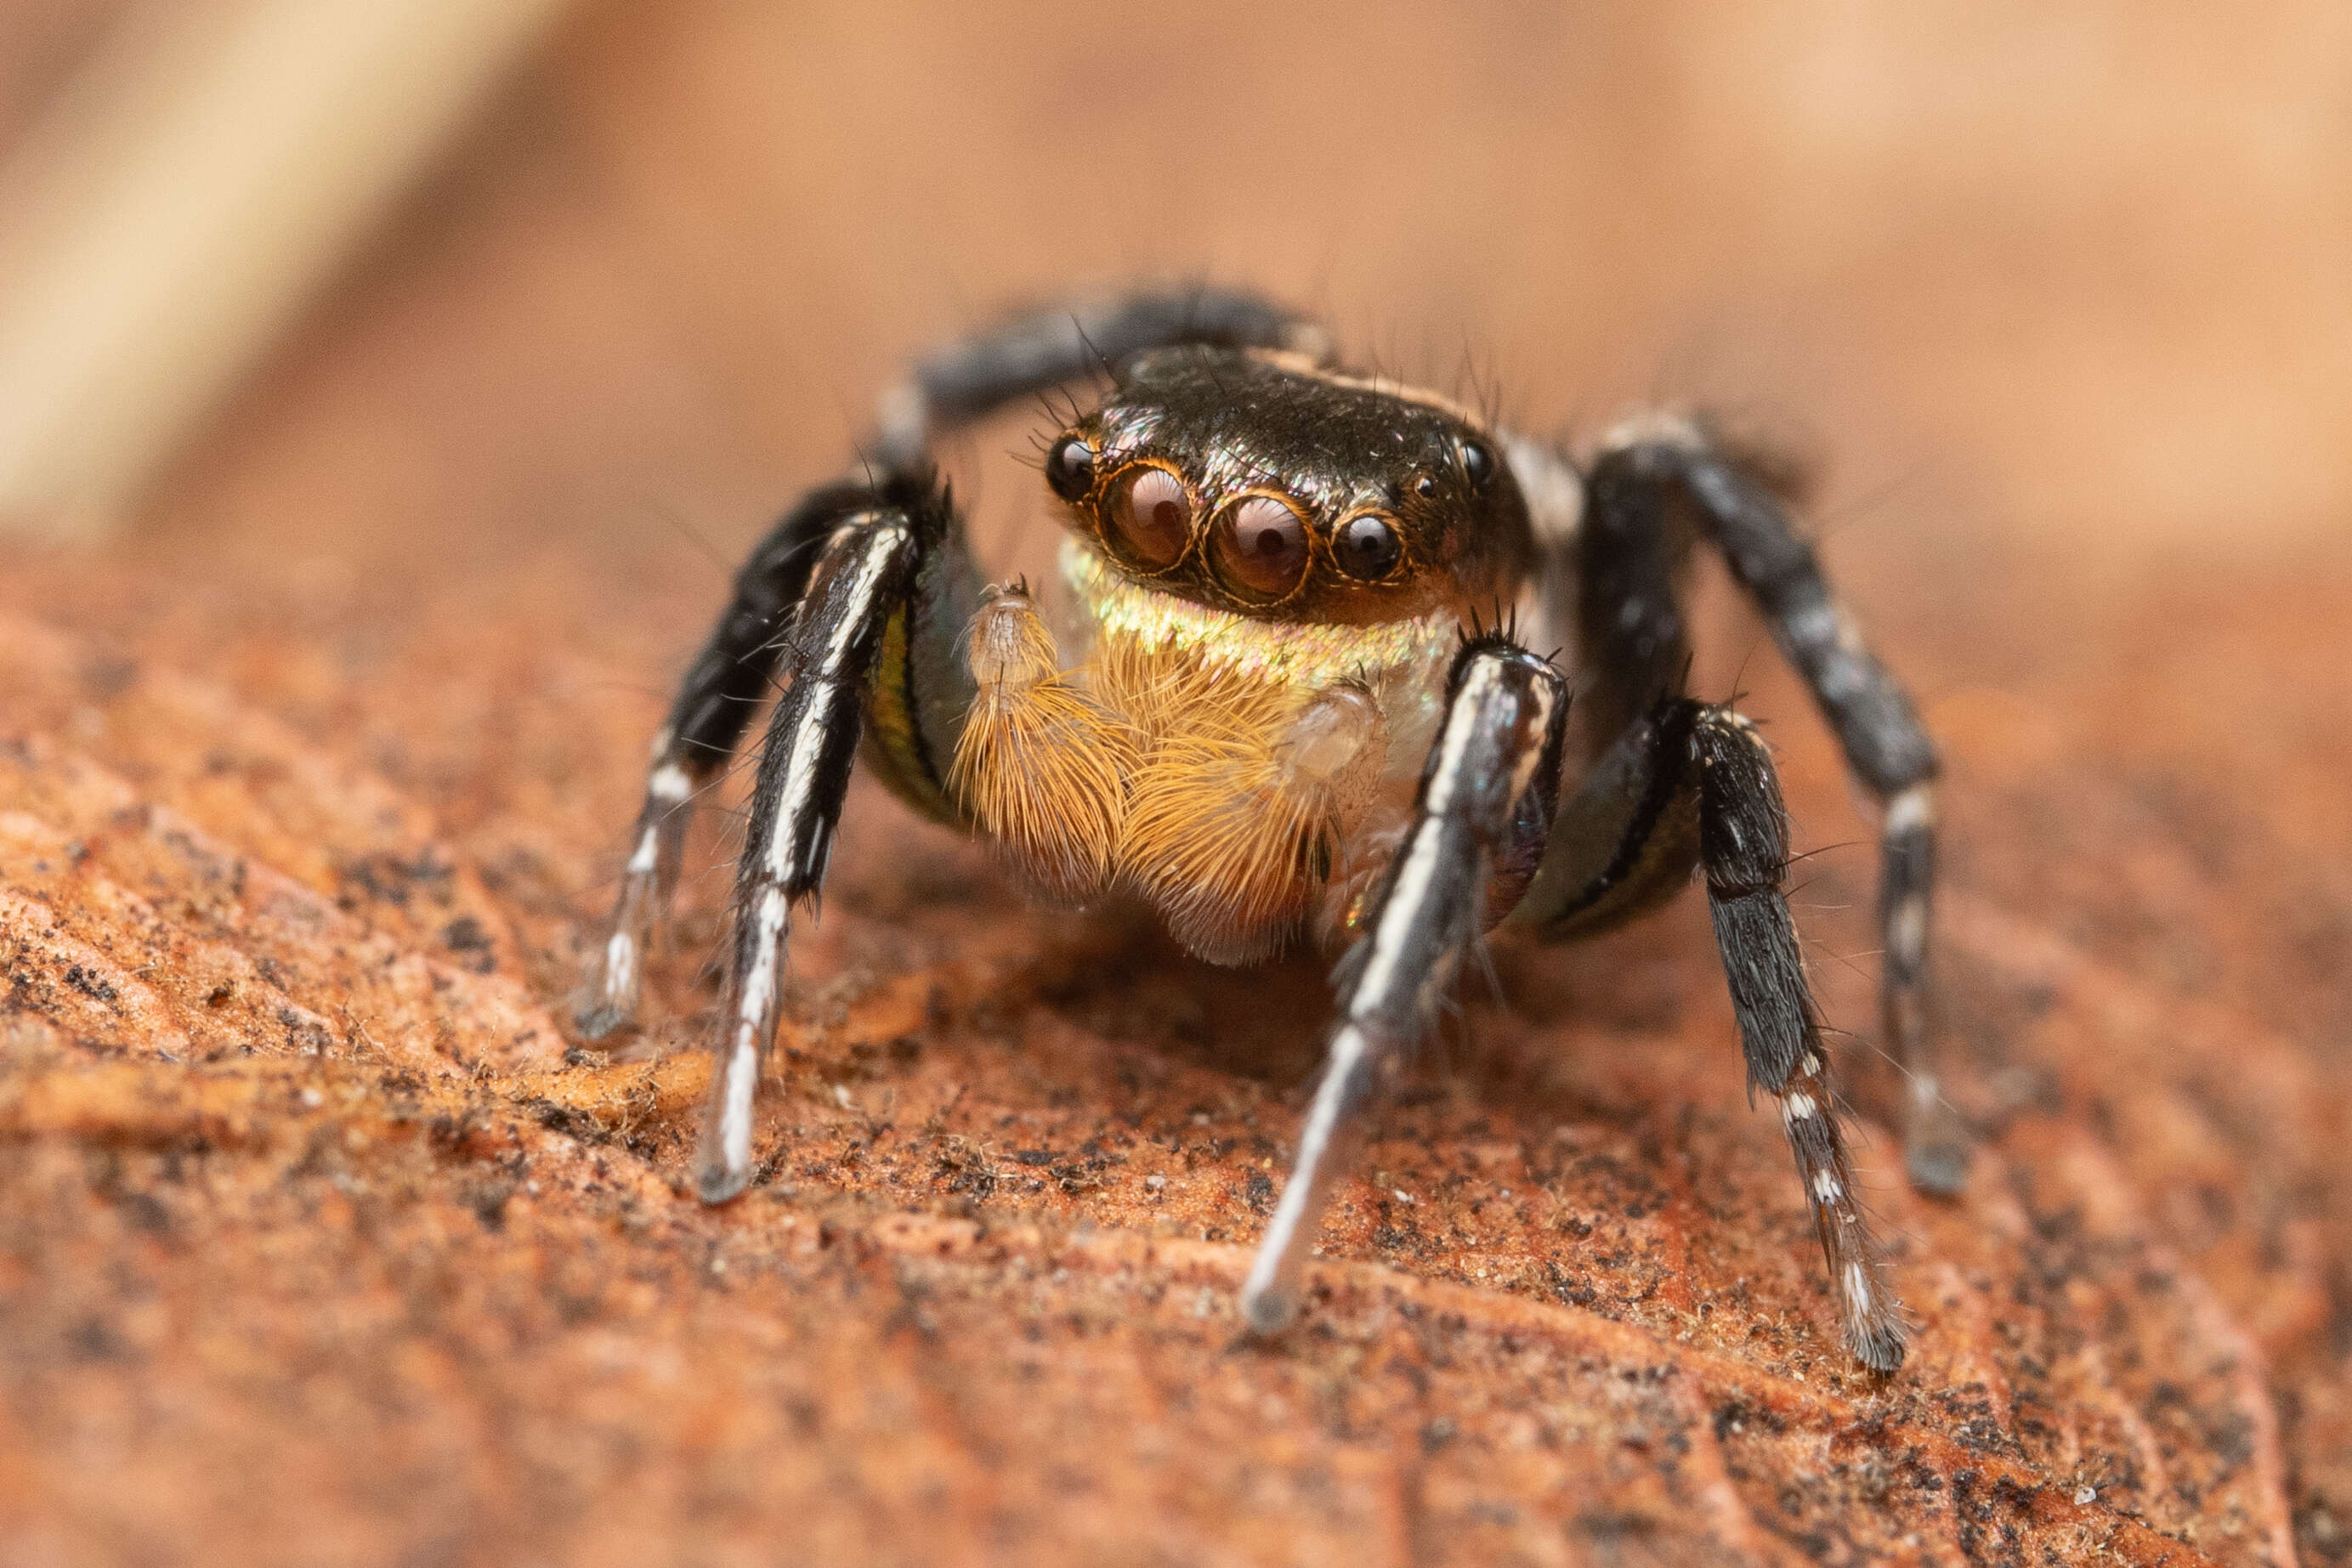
[577,288,1960,1371]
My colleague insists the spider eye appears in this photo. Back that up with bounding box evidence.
[1046,434,1097,501]
[1412,473,1439,500]
[1334,514,1403,580]
[1458,438,1494,486]
[1107,466,1193,568]
[1210,495,1312,601]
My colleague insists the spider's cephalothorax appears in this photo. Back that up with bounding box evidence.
[1050,347,1533,624]
[954,348,1540,965]
[576,289,1958,1373]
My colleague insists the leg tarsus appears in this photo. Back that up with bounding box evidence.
[575,745,698,1039]
[1242,1016,1392,1333]
[1904,1101,1970,1197]
[697,880,791,1202]
[1880,779,1969,1194]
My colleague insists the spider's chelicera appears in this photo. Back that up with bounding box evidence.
[577,289,1958,1373]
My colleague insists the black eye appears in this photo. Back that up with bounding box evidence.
[1209,495,1312,600]
[1458,438,1493,486]
[1335,514,1403,580]
[1412,473,1439,500]
[1107,465,1193,569]
[1046,433,1097,501]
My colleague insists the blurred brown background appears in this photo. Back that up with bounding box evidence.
[8,3,2350,565]
[1,4,2348,1565]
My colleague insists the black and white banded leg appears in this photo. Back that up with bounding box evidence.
[1242,637,1567,1333]
[697,507,921,1202]
[1506,694,1909,1369]
[1696,705,1906,1370]
[577,481,893,1038]
[1588,422,1964,1195]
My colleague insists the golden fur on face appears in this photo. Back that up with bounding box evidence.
[947,542,1455,960]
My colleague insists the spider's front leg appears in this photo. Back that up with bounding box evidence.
[1692,706,1907,1369]
[693,499,936,1201]
[1241,635,1567,1334]
[576,481,905,1038]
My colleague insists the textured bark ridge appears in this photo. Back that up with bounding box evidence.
[1,531,2346,1565]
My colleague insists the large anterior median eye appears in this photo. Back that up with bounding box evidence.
[1108,466,1193,569]
[1210,495,1312,601]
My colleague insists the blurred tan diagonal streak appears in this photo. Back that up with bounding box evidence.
[0,0,573,541]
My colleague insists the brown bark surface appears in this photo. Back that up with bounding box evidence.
[4,5,2351,1565]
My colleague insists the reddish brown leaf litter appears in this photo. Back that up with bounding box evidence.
[1,520,2347,1565]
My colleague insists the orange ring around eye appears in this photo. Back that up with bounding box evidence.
[1104,463,1195,571]
[1209,493,1312,603]
[1333,512,1404,581]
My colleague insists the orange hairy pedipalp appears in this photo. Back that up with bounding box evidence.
[1113,654,1385,965]
[948,590,1139,903]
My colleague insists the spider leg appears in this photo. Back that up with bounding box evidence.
[576,479,902,1039]
[1585,422,1964,1196]
[873,286,1328,467]
[1241,636,1567,1334]
[1695,704,1907,1370]
[1509,695,1908,1370]
[696,498,928,1202]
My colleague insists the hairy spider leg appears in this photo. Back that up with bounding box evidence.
[1568,430,1698,754]
[1505,695,1908,1369]
[873,286,1328,469]
[1584,425,1964,1196]
[1242,637,1567,1334]
[1695,705,1907,1370]
[576,480,890,1039]
[697,507,924,1202]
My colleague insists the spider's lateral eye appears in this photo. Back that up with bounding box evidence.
[1107,466,1193,569]
[1412,473,1439,500]
[1209,495,1312,600]
[1335,514,1403,581]
[1458,438,1494,486]
[1046,434,1097,501]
